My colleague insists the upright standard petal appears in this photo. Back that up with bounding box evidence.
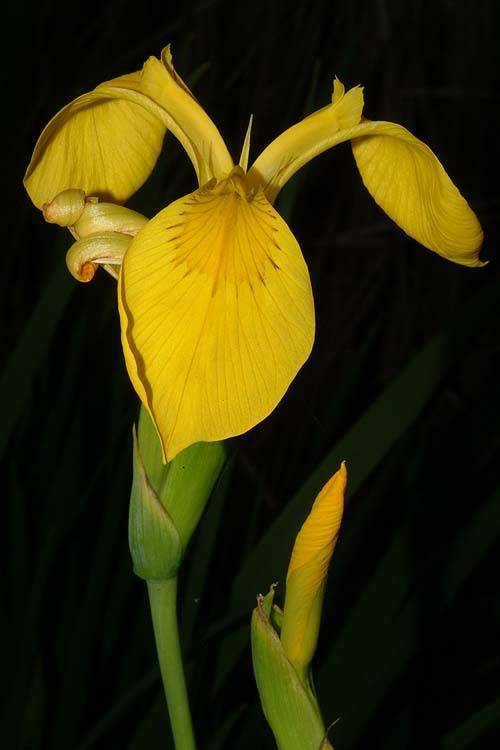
[248,78,364,203]
[154,47,234,184]
[24,69,168,209]
[118,169,315,461]
[350,120,484,266]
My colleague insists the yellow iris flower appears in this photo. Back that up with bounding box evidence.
[24,46,484,461]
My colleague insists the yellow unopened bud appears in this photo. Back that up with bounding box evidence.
[72,202,148,239]
[42,189,87,226]
[65,232,132,282]
[280,462,346,684]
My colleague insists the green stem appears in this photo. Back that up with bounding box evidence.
[147,577,196,750]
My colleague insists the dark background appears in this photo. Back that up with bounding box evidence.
[2,1,500,748]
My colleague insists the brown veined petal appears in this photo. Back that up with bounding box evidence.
[350,120,484,267]
[118,171,315,462]
[24,69,167,209]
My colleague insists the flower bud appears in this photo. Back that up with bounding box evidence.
[65,231,132,281]
[281,463,346,685]
[251,587,333,750]
[42,189,87,226]
[72,202,148,239]
[251,464,346,750]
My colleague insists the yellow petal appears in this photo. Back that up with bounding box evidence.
[156,46,234,183]
[281,463,346,676]
[24,47,234,210]
[24,69,167,209]
[350,120,484,266]
[248,78,364,203]
[118,169,314,461]
[94,48,233,185]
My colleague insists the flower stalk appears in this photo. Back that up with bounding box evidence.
[129,406,228,749]
[147,577,196,750]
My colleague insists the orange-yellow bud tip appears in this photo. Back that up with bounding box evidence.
[42,189,86,227]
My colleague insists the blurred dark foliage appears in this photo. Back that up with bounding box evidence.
[2,1,500,748]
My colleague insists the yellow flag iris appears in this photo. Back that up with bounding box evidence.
[24,46,484,461]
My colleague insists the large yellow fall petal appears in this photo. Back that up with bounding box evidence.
[350,120,484,266]
[118,170,315,461]
[280,463,346,679]
[24,69,167,209]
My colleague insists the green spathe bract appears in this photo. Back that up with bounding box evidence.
[251,587,333,750]
[129,426,183,580]
[129,407,228,579]
[137,406,228,550]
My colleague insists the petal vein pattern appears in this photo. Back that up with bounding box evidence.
[351,121,484,266]
[118,176,315,461]
[24,85,167,208]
